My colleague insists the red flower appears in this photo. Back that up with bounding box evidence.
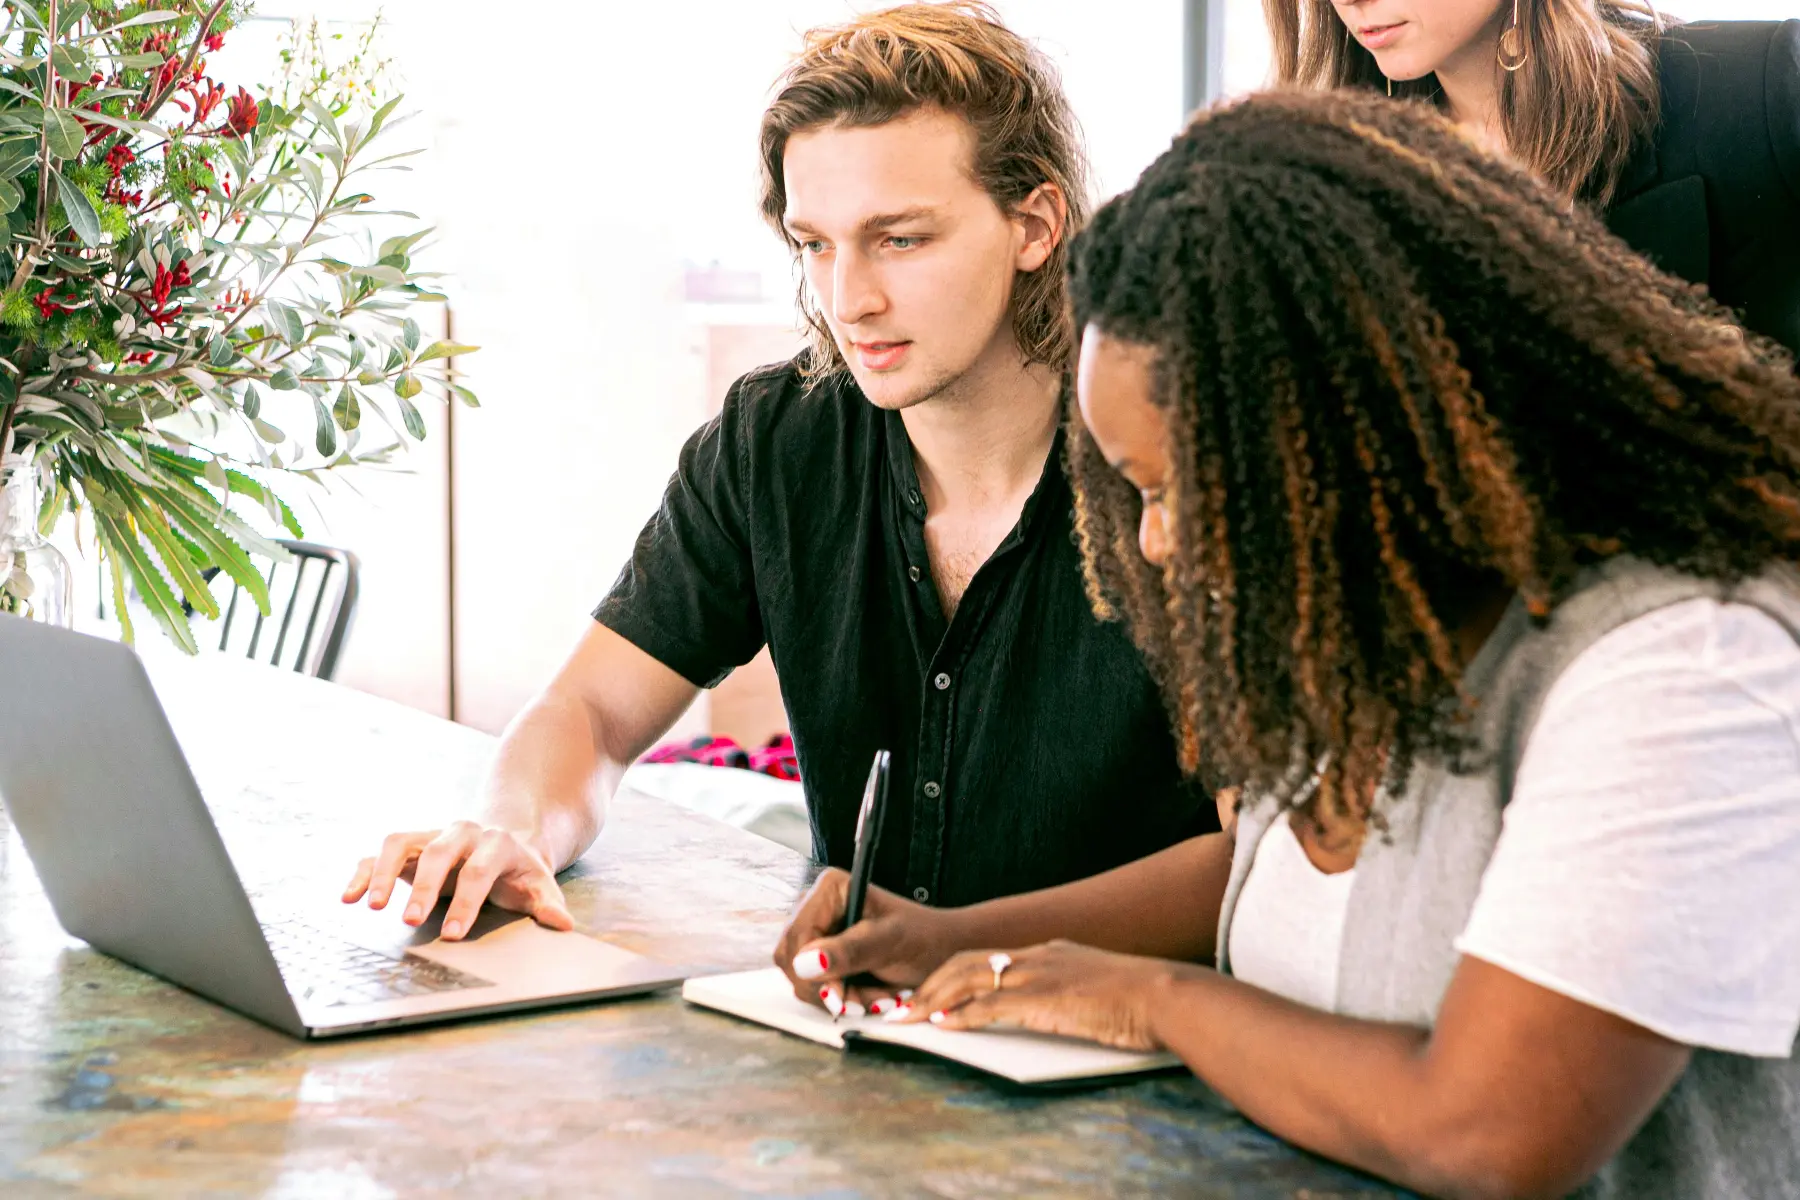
[204,33,225,53]
[224,89,259,138]
[105,144,136,175]
[139,259,193,329]
[183,78,225,124]
[34,287,79,319]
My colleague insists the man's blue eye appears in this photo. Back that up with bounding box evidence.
[801,240,827,254]
[888,236,920,249]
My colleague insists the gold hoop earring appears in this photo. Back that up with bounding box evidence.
[1386,76,1394,96]
[1498,0,1529,71]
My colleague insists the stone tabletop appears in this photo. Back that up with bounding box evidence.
[0,646,1405,1198]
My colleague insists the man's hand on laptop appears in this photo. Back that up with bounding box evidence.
[341,823,575,941]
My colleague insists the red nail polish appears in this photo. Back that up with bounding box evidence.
[819,986,832,1000]
[818,951,831,970]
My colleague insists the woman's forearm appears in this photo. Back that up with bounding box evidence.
[944,832,1233,963]
[1147,969,1449,1190]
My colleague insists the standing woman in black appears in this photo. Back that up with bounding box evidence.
[1266,0,1800,354]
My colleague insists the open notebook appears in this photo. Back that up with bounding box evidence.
[683,967,1183,1087]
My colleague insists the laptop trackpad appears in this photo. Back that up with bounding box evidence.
[331,898,651,988]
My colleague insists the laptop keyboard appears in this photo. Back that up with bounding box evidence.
[262,918,495,1008]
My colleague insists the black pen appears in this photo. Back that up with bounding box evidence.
[834,748,891,1021]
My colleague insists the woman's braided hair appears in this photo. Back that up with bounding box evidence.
[1066,89,1800,827]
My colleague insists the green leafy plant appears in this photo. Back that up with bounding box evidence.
[0,2,477,649]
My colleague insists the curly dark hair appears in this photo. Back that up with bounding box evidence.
[1066,88,1800,830]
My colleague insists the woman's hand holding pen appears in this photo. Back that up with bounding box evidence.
[774,867,966,1017]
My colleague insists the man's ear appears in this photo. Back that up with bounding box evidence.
[1013,182,1068,274]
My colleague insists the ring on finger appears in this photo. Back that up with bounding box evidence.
[989,951,1013,992]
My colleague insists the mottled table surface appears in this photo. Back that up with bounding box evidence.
[0,647,1405,1199]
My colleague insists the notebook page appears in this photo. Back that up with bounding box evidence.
[856,1021,1180,1085]
[681,967,854,1048]
[683,968,1182,1084]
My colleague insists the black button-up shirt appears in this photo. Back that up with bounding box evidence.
[595,360,1215,907]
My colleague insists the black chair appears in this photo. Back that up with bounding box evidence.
[212,540,361,681]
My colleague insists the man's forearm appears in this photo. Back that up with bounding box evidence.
[479,687,627,872]
[944,832,1233,963]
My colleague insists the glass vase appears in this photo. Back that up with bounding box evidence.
[0,453,73,628]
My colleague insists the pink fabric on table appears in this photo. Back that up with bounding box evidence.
[644,734,799,783]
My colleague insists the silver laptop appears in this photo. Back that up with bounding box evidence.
[0,614,694,1038]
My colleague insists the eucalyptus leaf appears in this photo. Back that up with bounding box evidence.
[367,95,402,140]
[394,372,422,400]
[415,340,478,364]
[0,178,20,216]
[203,457,228,492]
[352,264,405,286]
[0,141,35,177]
[397,394,426,440]
[94,9,179,34]
[265,300,304,345]
[242,385,262,419]
[55,170,101,246]
[51,45,88,79]
[251,417,285,443]
[332,384,360,432]
[313,396,338,457]
[269,367,300,391]
[43,108,84,161]
[451,384,480,408]
[207,337,234,367]
[57,0,91,33]
[401,317,420,353]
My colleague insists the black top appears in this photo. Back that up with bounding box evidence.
[1605,19,1800,355]
[595,361,1215,907]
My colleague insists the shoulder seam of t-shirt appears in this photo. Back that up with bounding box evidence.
[1533,599,1800,727]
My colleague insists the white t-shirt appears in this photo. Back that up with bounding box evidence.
[1227,597,1800,1058]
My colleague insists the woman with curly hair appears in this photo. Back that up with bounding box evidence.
[774,90,1800,1197]
[1268,0,1800,355]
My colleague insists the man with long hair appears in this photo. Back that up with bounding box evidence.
[340,3,1213,962]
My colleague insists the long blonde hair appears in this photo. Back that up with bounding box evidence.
[1263,0,1663,203]
[759,2,1092,383]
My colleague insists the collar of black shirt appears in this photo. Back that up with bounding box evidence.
[879,404,1070,549]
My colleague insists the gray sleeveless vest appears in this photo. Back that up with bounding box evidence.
[1214,557,1800,1199]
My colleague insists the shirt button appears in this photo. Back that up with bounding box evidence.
[934,672,951,691]
[908,565,921,582]
[923,781,941,798]
[908,488,921,505]
[912,887,931,903]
